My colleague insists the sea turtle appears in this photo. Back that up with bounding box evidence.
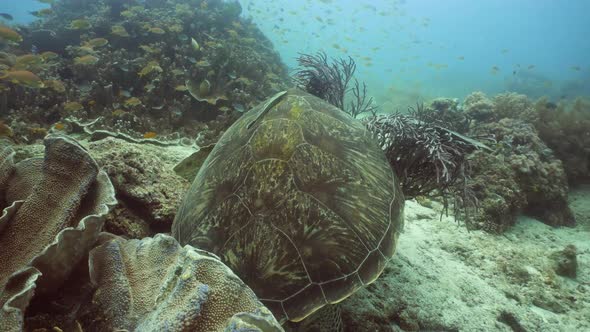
[173,88,404,325]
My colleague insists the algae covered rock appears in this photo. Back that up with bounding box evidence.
[89,137,190,233]
[549,244,578,278]
[88,234,283,332]
[0,135,116,332]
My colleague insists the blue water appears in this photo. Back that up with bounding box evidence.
[240,0,590,108]
[0,0,48,24]
[2,0,589,109]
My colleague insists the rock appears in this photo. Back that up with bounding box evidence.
[497,310,527,332]
[550,244,577,278]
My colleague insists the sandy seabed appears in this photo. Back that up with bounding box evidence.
[342,188,589,332]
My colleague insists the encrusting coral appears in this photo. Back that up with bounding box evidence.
[0,135,116,332]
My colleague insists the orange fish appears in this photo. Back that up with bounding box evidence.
[143,131,157,139]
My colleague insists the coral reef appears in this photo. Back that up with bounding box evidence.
[450,91,578,232]
[549,244,578,278]
[1,0,289,144]
[464,149,526,233]
[468,118,574,230]
[534,97,590,185]
[463,91,535,123]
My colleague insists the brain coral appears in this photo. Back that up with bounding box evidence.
[0,135,116,332]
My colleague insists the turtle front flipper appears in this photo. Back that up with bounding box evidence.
[286,304,344,332]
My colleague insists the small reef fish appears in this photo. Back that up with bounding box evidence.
[15,54,43,68]
[124,97,142,107]
[148,27,166,34]
[0,70,45,88]
[0,13,13,21]
[44,79,66,93]
[570,66,581,71]
[111,25,130,37]
[138,61,163,77]
[63,101,84,112]
[191,38,200,51]
[36,0,55,3]
[30,8,54,17]
[69,19,91,30]
[74,55,99,65]
[84,38,109,48]
[143,132,157,139]
[527,65,535,70]
[0,26,23,43]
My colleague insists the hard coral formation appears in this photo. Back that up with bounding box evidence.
[468,118,574,230]
[88,234,283,332]
[0,135,116,332]
[534,97,590,184]
[458,91,577,232]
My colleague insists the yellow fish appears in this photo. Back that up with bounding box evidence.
[111,25,130,37]
[44,79,66,93]
[74,55,99,65]
[0,26,22,43]
[124,97,142,107]
[63,101,84,112]
[0,70,44,88]
[148,27,165,34]
[69,19,91,30]
[40,51,59,61]
[191,38,200,51]
[143,131,157,139]
[84,38,108,48]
